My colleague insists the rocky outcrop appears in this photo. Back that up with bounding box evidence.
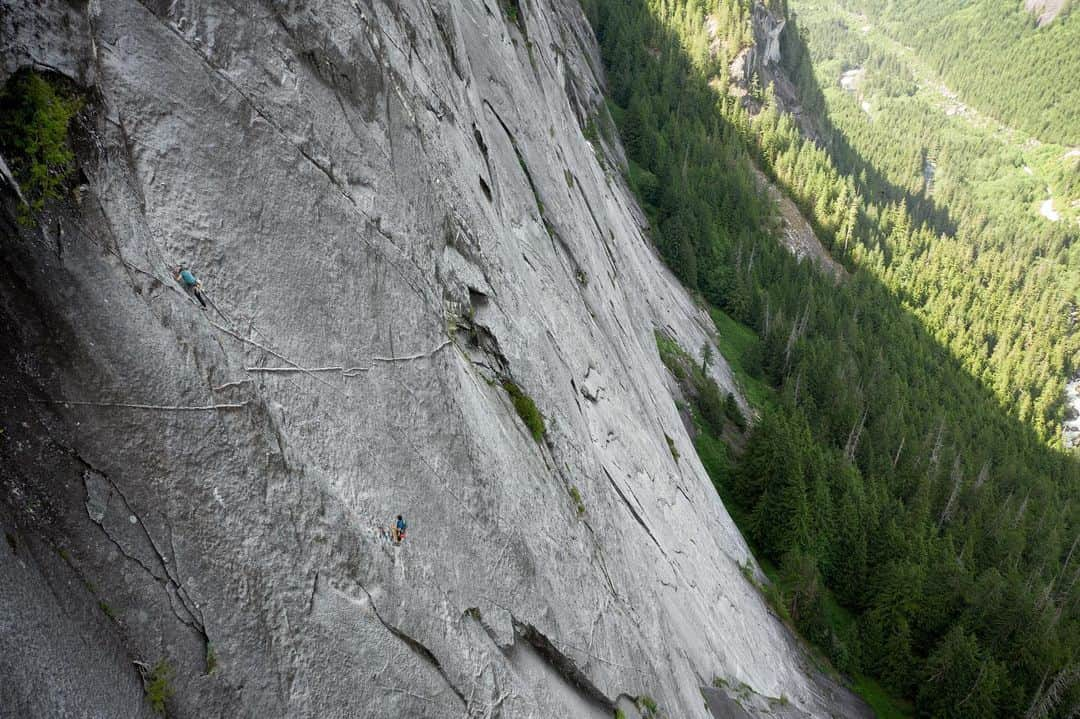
[727,1,824,143]
[748,166,845,281]
[1025,0,1068,26]
[1,1,865,717]
[1064,375,1080,448]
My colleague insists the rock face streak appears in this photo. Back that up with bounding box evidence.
[2,1,844,717]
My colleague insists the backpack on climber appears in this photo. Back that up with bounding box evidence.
[174,264,208,308]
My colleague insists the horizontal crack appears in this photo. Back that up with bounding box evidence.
[207,319,336,389]
[242,338,452,377]
[32,399,248,412]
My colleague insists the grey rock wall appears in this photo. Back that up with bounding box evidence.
[1,1,865,717]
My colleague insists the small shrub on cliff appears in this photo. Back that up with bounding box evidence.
[665,433,680,462]
[0,70,83,224]
[205,642,218,675]
[501,379,545,442]
[583,117,600,145]
[657,331,747,436]
[145,660,174,715]
[654,332,687,380]
[569,485,586,515]
[498,0,526,36]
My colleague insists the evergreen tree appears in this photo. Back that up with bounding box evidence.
[580,1,1080,712]
[918,627,1005,719]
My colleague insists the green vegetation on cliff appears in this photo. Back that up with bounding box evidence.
[0,70,83,223]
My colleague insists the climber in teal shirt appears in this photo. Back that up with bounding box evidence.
[174,264,208,308]
[393,515,407,544]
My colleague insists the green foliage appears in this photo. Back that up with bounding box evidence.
[145,660,174,716]
[582,0,1080,716]
[762,576,794,626]
[637,694,658,716]
[98,601,116,621]
[844,0,1080,145]
[850,674,914,719]
[0,71,83,224]
[724,392,746,430]
[569,485,586,516]
[498,0,526,36]
[501,379,545,442]
[690,368,727,435]
[583,117,600,145]
[664,433,680,462]
[864,49,917,98]
[614,710,626,719]
[782,1,1079,441]
[709,309,773,410]
[205,642,217,675]
[916,627,1004,718]
[700,342,713,372]
[628,159,661,208]
[738,558,755,583]
[694,430,731,494]
[779,550,827,642]
[655,331,746,437]
[655,332,687,380]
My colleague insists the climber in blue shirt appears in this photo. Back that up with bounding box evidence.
[393,515,407,544]
[174,264,208,308]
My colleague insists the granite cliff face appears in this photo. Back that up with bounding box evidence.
[1,1,863,717]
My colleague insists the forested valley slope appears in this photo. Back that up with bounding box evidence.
[581,0,1079,715]
[1,0,1077,717]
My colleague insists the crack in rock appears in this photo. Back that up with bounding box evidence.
[131,0,438,312]
[511,619,613,709]
[602,467,668,562]
[354,582,469,709]
[78,461,206,635]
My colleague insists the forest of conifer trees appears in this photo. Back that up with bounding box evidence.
[579,0,1079,715]
[835,0,1080,146]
